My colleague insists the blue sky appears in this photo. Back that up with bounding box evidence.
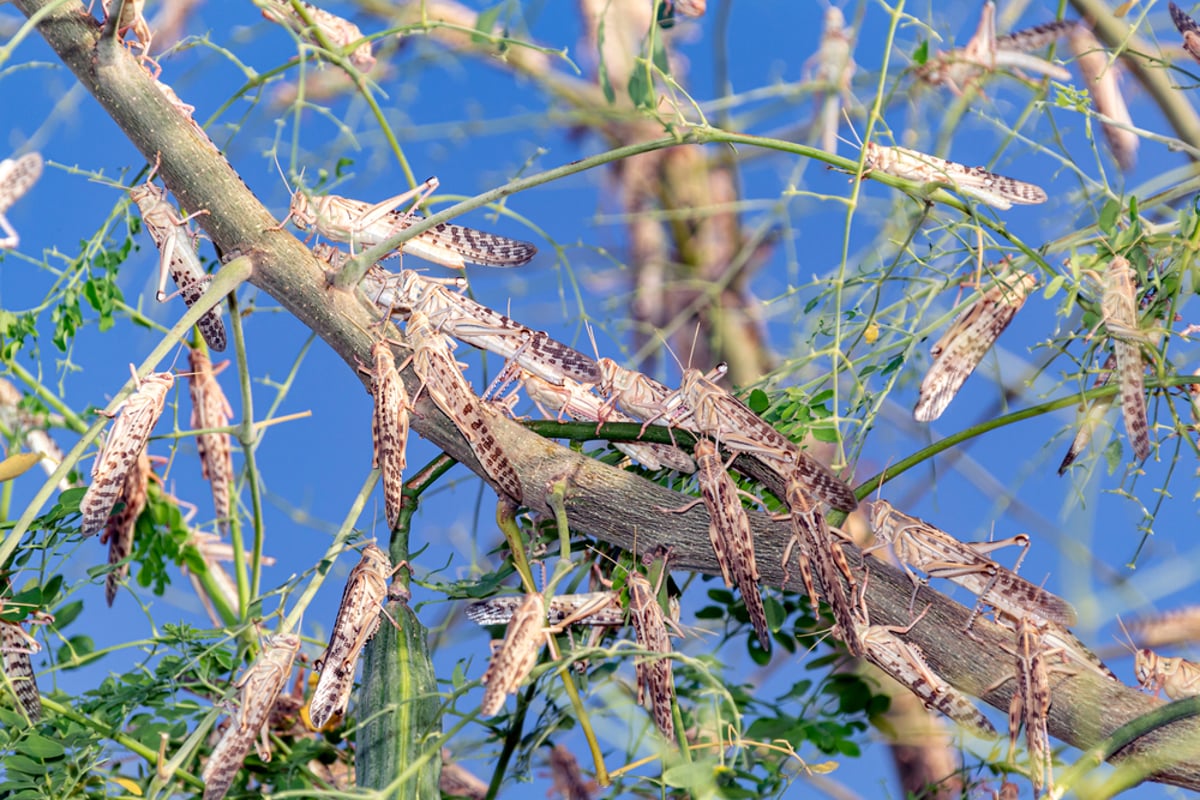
[2,0,1198,797]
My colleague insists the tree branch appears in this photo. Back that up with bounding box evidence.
[15,0,1200,789]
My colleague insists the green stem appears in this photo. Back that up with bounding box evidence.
[1055,696,1200,798]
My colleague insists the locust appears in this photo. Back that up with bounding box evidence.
[865,500,1077,628]
[467,591,625,628]
[861,141,1048,210]
[1124,606,1200,649]
[986,616,1073,798]
[1068,27,1137,171]
[308,544,394,730]
[188,348,234,531]
[202,633,301,800]
[1135,649,1200,700]
[596,358,679,425]
[405,309,523,501]
[103,0,154,70]
[130,175,227,352]
[849,572,996,735]
[663,365,858,512]
[100,450,151,606]
[362,266,602,386]
[518,369,695,473]
[1121,616,1200,701]
[81,369,174,538]
[440,749,490,799]
[782,479,863,656]
[260,0,375,72]
[364,341,409,529]
[287,177,537,268]
[809,6,856,154]
[1171,2,1200,64]
[626,570,677,742]
[1057,352,1117,474]
[547,744,597,800]
[1098,256,1151,461]
[0,596,50,723]
[480,592,547,716]
[0,152,42,250]
[914,271,1039,422]
[668,438,769,648]
[916,1,1072,93]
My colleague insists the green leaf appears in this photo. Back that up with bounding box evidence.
[627,63,654,109]
[18,734,64,759]
[912,40,929,65]
[810,425,839,444]
[472,5,502,43]
[747,388,769,414]
[4,755,48,775]
[650,33,671,75]
[1098,199,1120,236]
[52,600,83,630]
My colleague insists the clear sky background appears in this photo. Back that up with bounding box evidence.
[2,0,1198,797]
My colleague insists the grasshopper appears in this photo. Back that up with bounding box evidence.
[861,141,1048,210]
[626,569,677,742]
[1098,256,1151,461]
[986,616,1074,798]
[1119,615,1200,701]
[1135,648,1200,700]
[596,358,679,426]
[364,341,409,530]
[405,309,523,501]
[130,175,227,352]
[782,479,863,656]
[1068,27,1137,171]
[188,348,234,532]
[99,450,151,606]
[0,152,42,250]
[667,438,769,648]
[866,500,1077,628]
[1124,606,1200,650]
[664,365,858,512]
[440,749,490,799]
[287,177,537,268]
[914,271,1039,422]
[849,573,996,735]
[467,591,625,628]
[308,544,394,730]
[260,0,375,72]
[363,266,602,386]
[81,368,174,538]
[202,633,300,800]
[1171,2,1200,64]
[0,595,50,723]
[1057,352,1117,474]
[916,1,1072,93]
[480,592,547,716]
[809,6,856,154]
[518,369,695,473]
[547,744,598,800]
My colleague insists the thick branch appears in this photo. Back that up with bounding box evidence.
[16,0,1200,789]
